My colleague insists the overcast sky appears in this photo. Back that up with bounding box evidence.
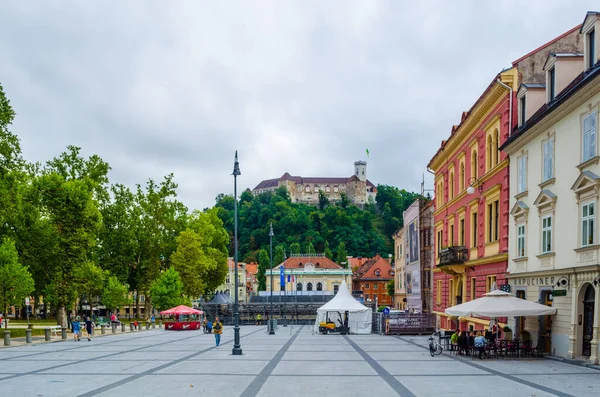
[0,1,597,210]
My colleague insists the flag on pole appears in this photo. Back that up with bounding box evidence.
[366,148,370,158]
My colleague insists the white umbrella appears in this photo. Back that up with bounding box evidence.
[444,289,557,318]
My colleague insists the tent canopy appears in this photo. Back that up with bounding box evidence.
[314,280,372,334]
[160,305,203,316]
[444,289,557,318]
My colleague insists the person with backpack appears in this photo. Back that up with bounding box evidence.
[213,316,223,348]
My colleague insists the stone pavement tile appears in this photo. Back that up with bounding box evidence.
[355,344,426,352]
[59,344,139,352]
[0,350,40,359]
[12,351,109,361]
[272,360,377,376]
[366,351,435,361]
[238,344,287,351]
[2,374,131,397]
[473,358,600,375]
[288,344,353,352]
[282,351,362,361]
[395,375,556,397]
[41,359,171,374]
[189,349,278,361]
[379,359,489,376]
[157,359,270,375]
[255,375,395,397]
[514,374,600,395]
[94,374,255,397]
[0,360,71,373]
[97,350,192,361]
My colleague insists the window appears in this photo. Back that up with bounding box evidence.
[519,96,526,125]
[486,135,493,170]
[296,283,303,291]
[375,270,380,276]
[494,130,500,166]
[437,230,443,257]
[316,282,323,291]
[364,283,370,289]
[306,282,313,291]
[543,138,554,181]
[589,29,596,70]
[374,283,378,289]
[549,67,556,101]
[459,162,465,191]
[334,186,338,192]
[450,224,454,246]
[517,154,527,193]
[470,277,476,301]
[541,215,553,253]
[448,279,454,306]
[436,280,442,304]
[226,276,230,284]
[449,172,454,199]
[472,212,478,247]
[334,285,339,294]
[583,112,597,162]
[582,202,595,246]
[487,200,499,242]
[305,185,310,192]
[460,219,465,246]
[486,275,497,293]
[517,224,526,258]
[325,186,330,192]
[472,150,478,179]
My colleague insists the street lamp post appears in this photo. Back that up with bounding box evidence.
[232,151,242,355]
[269,222,275,335]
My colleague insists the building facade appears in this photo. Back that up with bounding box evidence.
[252,161,377,206]
[215,258,248,302]
[430,24,585,334]
[265,254,352,295]
[501,12,599,362]
[352,255,394,307]
[403,199,434,313]
[392,227,407,309]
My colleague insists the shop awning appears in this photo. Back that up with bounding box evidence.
[445,289,557,317]
[159,305,203,315]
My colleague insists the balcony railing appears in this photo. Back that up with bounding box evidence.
[438,246,468,266]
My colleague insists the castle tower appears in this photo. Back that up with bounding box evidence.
[354,161,367,182]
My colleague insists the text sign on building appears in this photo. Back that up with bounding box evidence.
[509,275,570,288]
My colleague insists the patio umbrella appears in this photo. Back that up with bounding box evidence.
[444,289,557,318]
[159,305,204,316]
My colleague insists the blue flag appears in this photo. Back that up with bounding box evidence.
[280,265,285,287]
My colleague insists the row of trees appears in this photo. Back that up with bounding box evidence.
[0,83,229,326]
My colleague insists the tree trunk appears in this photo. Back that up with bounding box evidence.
[135,292,140,319]
[56,306,66,327]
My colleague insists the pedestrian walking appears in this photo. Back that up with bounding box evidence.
[85,316,94,341]
[213,316,223,348]
[256,313,262,326]
[151,314,155,325]
[72,316,81,341]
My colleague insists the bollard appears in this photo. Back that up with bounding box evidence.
[61,327,67,340]
[25,329,32,344]
[152,323,156,329]
[146,322,150,330]
[101,324,106,335]
[130,323,134,332]
[45,328,51,342]
[3,330,10,346]
[121,323,126,333]
[159,320,162,327]
[111,323,117,334]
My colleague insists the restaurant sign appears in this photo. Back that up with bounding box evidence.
[509,274,570,288]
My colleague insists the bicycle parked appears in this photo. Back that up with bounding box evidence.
[428,333,443,356]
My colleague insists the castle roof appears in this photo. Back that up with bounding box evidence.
[253,174,376,191]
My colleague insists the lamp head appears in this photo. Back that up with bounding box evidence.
[466,186,475,195]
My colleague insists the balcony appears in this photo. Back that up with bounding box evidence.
[438,246,468,267]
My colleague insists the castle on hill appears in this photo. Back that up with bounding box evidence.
[252,161,377,206]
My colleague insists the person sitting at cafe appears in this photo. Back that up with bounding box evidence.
[458,331,469,355]
[450,329,460,351]
[474,331,487,359]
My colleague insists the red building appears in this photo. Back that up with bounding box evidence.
[352,255,394,307]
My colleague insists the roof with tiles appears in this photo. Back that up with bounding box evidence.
[353,255,394,281]
[275,255,342,270]
[253,174,376,191]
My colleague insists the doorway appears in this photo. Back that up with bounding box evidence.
[538,290,553,353]
[582,284,595,357]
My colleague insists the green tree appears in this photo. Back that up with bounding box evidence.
[102,276,129,313]
[386,279,395,297]
[74,262,107,317]
[257,249,269,291]
[336,241,348,267]
[290,242,301,255]
[149,266,187,311]
[318,190,329,210]
[274,244,285,268]
[339,192,350,209]
[306,241,315,255]
[0,238,35,328]
[324,241,333,260]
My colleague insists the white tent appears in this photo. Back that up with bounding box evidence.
[445,289,558,318]
[314,280,372,334]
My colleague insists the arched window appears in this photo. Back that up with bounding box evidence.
[305,185,310,192]
[307,282,313,291]
[316,282,323,291]
[472,150,478,179]
[325,186,330,192]
[494,129,500,165]
[296,283,303,291]
[459,162,465,192]
[486,135,493,170]
[449,172,454,199]
[334,186,339,192]
[334,285,339,294]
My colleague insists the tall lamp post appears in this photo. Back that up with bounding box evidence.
[232,151,242,355]
[269,222,275,335]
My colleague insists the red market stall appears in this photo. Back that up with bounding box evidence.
[160,305,204,331]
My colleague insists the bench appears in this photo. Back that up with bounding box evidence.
[48,325,62,336]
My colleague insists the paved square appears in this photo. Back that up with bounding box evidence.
[1,325,599,396]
